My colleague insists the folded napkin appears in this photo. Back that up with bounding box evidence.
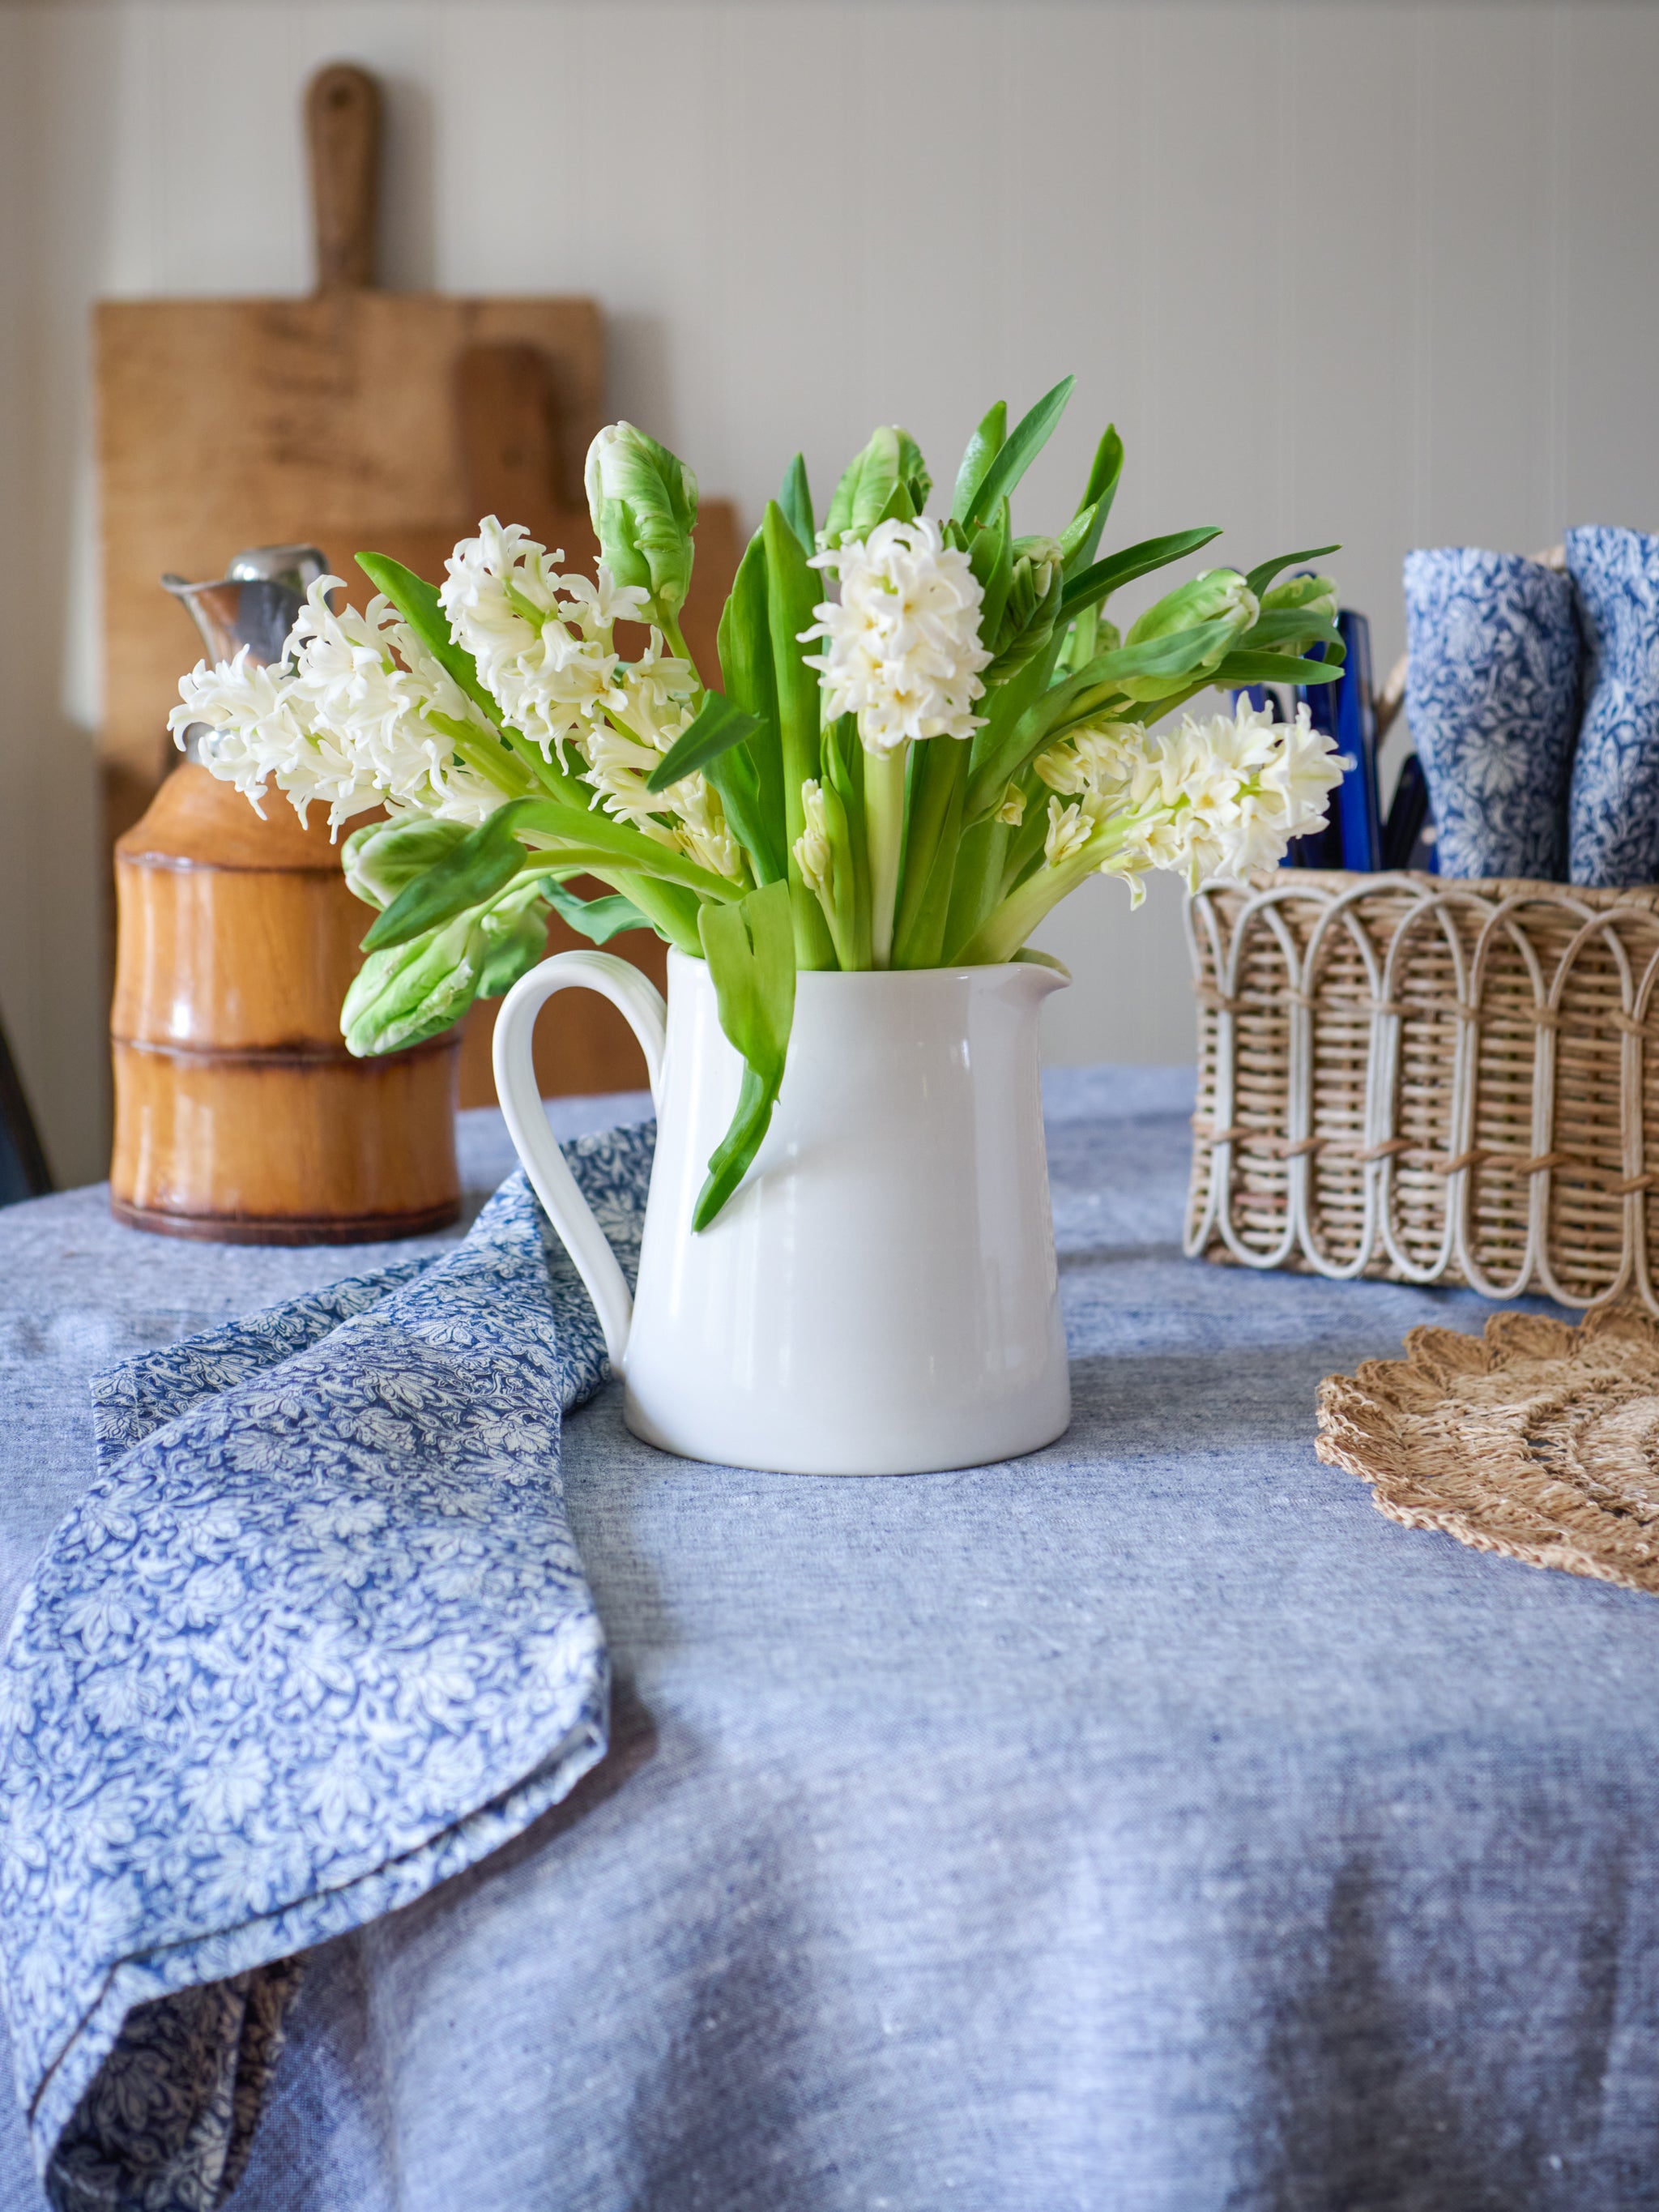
[1404,546,1580,879]
[0,1126,651,2212]
[1567,525,1659,886]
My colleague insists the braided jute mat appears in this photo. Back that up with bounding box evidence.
[1316,1306,1659,1595]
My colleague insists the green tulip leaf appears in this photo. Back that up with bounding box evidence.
[362,805,527,951]
[959,375,1075,531]
[693,879,797,1229]
[1236,609,1345,652]
[778,452,815,555]
[645,690,764,793]
[1060,425,1124,575]
[1059,527,1225,622]
[950,399,1008,524]
[355,552,500,725]
[1242,544,1341,600]
[1209,650,1345,686]
[541,878,653,945]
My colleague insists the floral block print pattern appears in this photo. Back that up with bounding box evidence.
[1404,547,1580,881]
[0,1125,654,2212]
[1567,527,1659,887]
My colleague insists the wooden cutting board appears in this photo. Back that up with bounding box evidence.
[96,65,605,794]
[96,63,741,1104]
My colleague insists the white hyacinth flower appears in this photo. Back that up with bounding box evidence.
[285,581,501,823]
[171,578,509,834]
[170,650,381,830]
[579,634,743,880]
[801,515,991,752]
[440,517,646,762]
[671,774,744,882]
[1023,699,1340,895]
[1043,796,1098,870]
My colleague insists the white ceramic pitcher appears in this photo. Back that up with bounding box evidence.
[493,946,1071,1476]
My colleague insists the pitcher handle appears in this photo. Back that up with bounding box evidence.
[492,951,667,1370]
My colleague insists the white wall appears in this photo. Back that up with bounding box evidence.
[5,0,1659,1181]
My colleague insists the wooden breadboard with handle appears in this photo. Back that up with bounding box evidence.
[96,63,740,1103]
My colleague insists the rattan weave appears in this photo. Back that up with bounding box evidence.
[1185,869,1659,1313]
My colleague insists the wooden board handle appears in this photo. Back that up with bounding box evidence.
[306,64,381,292]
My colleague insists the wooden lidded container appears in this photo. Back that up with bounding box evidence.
[111,765,459,1243]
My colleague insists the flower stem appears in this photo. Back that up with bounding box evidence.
[958,811,1145,965]
[864,741,908,968]
[661,612,702,694]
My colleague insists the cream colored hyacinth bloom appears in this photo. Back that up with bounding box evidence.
[441,519,743,882]
[439,517,644,766]
[1033,699,1339,896]
[169,579,503,832]
[801,516,992,751]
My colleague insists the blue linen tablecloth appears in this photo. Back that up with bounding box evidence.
[3,1070,1659,2210]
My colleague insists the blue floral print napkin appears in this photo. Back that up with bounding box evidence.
[0,1126,652,2212]
[1566,525,1659,886]
[1404,546,1580,879]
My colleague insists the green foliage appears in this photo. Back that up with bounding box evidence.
[1243,544,1341,600]
[957,376,1075,530]
[541,880,653,945]
[1059,527,1224,624]
[355,553,499,724]
[646,692,764,793]
[949,401,1008,524]
[762,502,836,969]
[331,380,1342,1225]
[693,882,796,1230]
[362,806,528,951]
[778,453,815,554]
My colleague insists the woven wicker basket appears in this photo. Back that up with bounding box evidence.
[1185,869,1659,1312]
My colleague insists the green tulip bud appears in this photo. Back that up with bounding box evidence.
[341,816,471,912]
[584,421,698,620]
[1127,567,1259,652]
[341,880,549,1055]
[821,426,932,548]
[1119,568,1259,701]
[343,907,484,1056]
[1261,572,1337,621]
[1251,573,1341,658]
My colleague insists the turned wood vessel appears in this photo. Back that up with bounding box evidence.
[111,766,459,1244]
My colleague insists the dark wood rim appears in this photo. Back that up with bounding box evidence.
[110,1034,459,1070]
[109,1194,463,1245]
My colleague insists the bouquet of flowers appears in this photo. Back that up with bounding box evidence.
[173,378,1344,1225]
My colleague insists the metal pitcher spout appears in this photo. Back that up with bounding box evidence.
[162,544,331,670]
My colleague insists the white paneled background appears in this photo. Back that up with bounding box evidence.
[3,0,1659,1182]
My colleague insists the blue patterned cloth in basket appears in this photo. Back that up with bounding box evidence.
[1566,524,1659,886]
[0,1128,651,2212]
[1403,545,1580,880]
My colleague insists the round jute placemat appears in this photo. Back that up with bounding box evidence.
[1316,1306,1659,1595]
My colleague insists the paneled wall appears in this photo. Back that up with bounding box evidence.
[3,0,1657,1182]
